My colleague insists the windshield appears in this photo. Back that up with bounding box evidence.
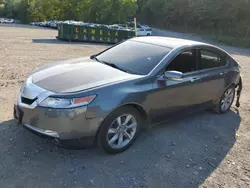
[96,40,172,75]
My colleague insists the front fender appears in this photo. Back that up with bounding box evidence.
[85,79,152,120]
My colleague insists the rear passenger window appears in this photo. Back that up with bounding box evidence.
[228,56,238,67]
[199,50,226,70]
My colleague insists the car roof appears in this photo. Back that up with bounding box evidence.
[130,36,210,49]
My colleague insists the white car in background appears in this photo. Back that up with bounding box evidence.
[109,24,125,30]
[0,18,14,23]
[136,27,152,36]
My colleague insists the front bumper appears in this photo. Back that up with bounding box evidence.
[15,76,103,141]
[14,105,103,140]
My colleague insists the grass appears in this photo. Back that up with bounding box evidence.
[155,25,250,49]
[211,36,250,48]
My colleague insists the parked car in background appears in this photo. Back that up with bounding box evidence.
[29,20,129,30]
[109,24,126,30]
[0,18,15,24]
[136,27,152,36]
[126,21,152,36]
[46,20,59,28]
[14,37,242,154]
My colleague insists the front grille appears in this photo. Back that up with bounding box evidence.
[21,97,36,105]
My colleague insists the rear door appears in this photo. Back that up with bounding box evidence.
[196,47,229,103]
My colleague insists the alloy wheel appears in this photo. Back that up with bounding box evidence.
[107,114,137,149]
[221,88,234,112]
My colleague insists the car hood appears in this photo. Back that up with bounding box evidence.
[31,57,138,93]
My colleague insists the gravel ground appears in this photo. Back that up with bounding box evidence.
[0,24,250,188]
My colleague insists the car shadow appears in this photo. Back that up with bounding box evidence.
[0,109,240,188]
[32,38,112,47]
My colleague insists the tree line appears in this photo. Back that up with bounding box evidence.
[1,0,250,38]
[0,0,138,24]
[138,0,250,38]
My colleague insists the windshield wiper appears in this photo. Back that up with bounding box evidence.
[103,62,128,73]
[91,56,127,73]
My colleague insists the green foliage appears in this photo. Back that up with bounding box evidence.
[138,0,250,38]
[2,0,250,43]
[212,36,250,48]
[0,0,137,24]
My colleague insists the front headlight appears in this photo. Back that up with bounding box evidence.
[39,95,97,108]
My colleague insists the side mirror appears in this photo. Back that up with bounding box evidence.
[164,71,183,81]
[90,54,96,59]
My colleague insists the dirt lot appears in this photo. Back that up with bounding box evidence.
[0,24,250,188]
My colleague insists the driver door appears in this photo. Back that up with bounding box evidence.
[148,49,209,124]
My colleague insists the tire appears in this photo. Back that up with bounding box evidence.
[97,106,142,154]
[213,85,235,114]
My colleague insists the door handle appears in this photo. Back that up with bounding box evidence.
[220,72,228,76]
[190,77,200,83]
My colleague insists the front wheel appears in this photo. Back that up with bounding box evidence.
[214,85,235,114]
[97,107,142,154]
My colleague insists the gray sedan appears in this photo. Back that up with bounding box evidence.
[14,37,242,154]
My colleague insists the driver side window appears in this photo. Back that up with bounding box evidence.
[166,50,197,73]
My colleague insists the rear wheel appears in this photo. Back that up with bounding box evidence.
[97,107,141,154]
[214,85,235,114]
